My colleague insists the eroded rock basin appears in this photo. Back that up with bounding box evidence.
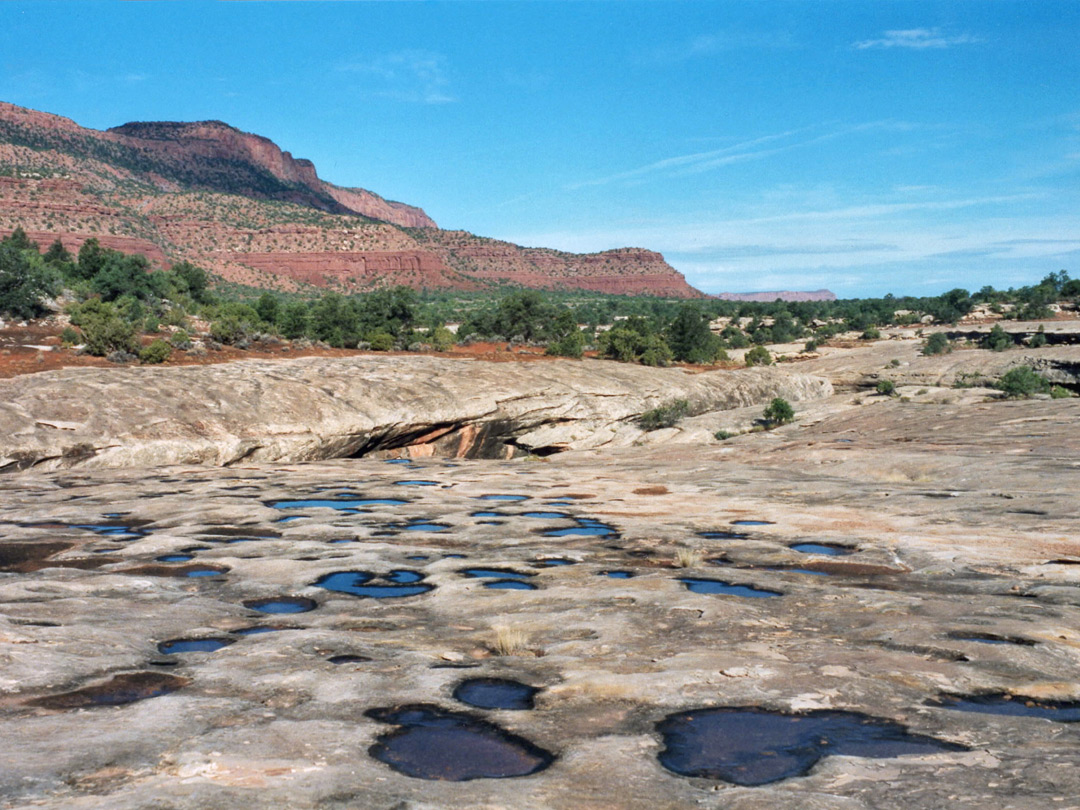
[1,393,1079,809]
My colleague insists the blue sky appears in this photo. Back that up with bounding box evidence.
[2,1,1078,297]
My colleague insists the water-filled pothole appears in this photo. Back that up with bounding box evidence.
[485,580,538,590]
[26,671,190,709]
[947,632,1036,646]
[476,495,530,502]
[697,531,749,541]
[731,520,774,527]
[158,637,234,655]
[400,522,452,532]
[395,480,441,487]
[790,543,853,556]
[679,578,782,598]
[366,704,554,780]
[927,693,1080,721]
[233,625,287,636]
[453,678,540,710]
[599,570,635,579]
[329,654,372,664]
[521,512,573,520]
[155,554,194,563]
[244,596,318,614]
[543,518,616,538]
[657,707,965,785]
[471,511,504,518]
[534,558,576,567]
[313,570,434,599]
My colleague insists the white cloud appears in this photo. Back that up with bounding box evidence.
[854,28,982,50]
[337,50,456,104]
[568,121,911,190]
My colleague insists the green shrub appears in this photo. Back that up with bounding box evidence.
[59,326,80,346]
[210,315,247,345]
[638,399,690,431]
[80,308,138,356]
[429,325,456,353]
[714,429,735,441]
[803,339,819,352]
[139,339,171,364]
[0,243,58,319]
[366,330,395,351]
[876,379,896,396]
[1050,385,1072,399]
[995,366,1050,398]
[547,328,585,358]
[981,324,1012,352]
[745,345,772,366]
[169,329,192,350]
[1029,325,1048,348]
[762,397,795,427]
[922,332,951,356]
[144,315,160,333]
[862,327,881,340]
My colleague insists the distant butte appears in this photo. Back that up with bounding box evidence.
[0,101,702,297]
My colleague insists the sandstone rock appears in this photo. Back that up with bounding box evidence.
[0,355,831,471]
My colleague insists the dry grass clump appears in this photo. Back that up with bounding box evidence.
[492,625,530,656]
[675,547,703,568]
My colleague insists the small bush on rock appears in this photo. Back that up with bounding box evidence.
[922,332,951,356]
[638,399,690,431]
[139,339,171,365]
[745,345,772,366]
[762,397,795,427]
[995,366,1050,398]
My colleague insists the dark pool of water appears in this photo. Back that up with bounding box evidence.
[155,554,194,563]
[407,555,430,561]
[471,511,504,518]
[444,553,467,559]
[697,531,749,540]
[401,522,452,532]
[366,704,554,780]
[731,520,774,526]
[274,515,308,523]
[534,558,576,567]
[543,517,616,538]
[453,678,540,710]
[679,578,783,598]
[947,632,1036,646]
[926,693,1080,721]
[395,480,441,487]
[521,512,573,520]
[244,596,318,614]
[599,570,635,579]
[268,498,409,510]
[790,543,853,556]
[158,637,235,655]
[385,459,412,464]
[460,568,535,580]
[476,494,530,502]
[484,580,538,590]
[184,568,226,578]
[232,625,286,636]
[71,523,150,538]
[27,671,189,709]
[657,706,966,785]
[329,654,372,664]
[314,570,434,599]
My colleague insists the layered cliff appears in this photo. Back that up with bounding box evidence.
[0,102,701,296]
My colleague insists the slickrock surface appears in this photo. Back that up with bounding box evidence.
[0,356,831,471]
[1,351,1079,809]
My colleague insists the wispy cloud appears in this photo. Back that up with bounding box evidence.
[569,121,913,189]
[336,50,456,104]
[854,28,982,50]
[650,29,796,63]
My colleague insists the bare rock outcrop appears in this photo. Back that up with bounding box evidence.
[0,356,831,472]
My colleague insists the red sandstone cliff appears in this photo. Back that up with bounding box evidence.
[0,101,701,297]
